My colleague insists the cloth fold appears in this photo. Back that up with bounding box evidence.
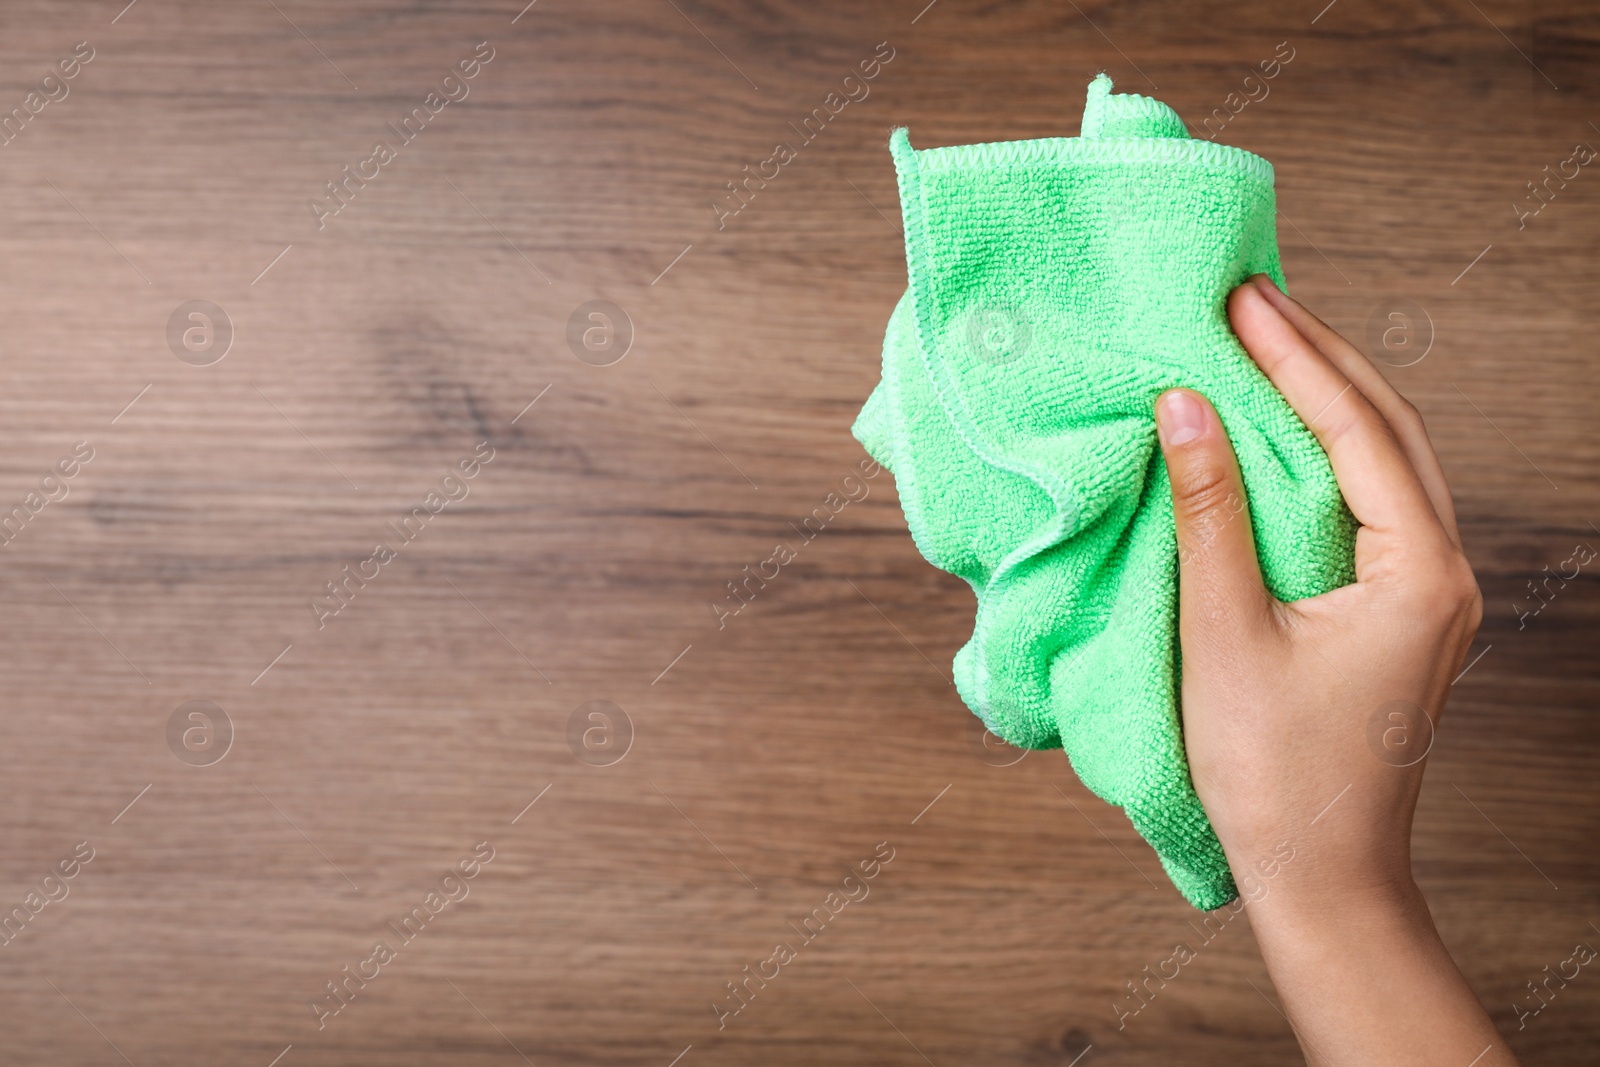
[852,73,1356,909]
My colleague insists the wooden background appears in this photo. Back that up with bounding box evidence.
[0,0,1595,1063]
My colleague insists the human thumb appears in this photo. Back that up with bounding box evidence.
[1155,389,1270,632]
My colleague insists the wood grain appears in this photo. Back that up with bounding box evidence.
[0,0,1595,1063]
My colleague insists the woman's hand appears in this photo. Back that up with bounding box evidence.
[1153,275,1514,1065]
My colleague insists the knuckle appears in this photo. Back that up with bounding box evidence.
[1466,583,1485,633]
[1415,549,1481,620]
[1451,555,1481,605]
[1312,398,1370,448]
[1172,462,1238,524]
[1394,397,1426,436]
[1460,565,1485,631]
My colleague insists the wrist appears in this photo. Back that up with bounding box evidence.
[1214,810,1420,916]
[1236,859,1511,1065]
[1245,862,1438,968]
[1223,830,1429,936]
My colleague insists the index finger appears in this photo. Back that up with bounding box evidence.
[1226,282,1448,545]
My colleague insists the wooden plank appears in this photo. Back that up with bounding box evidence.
[0,0,1594,1063]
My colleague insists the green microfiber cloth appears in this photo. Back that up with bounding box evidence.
[852,74,1357,909]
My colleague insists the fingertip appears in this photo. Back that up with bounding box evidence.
[1248,272,1281,296]
[1231,274,1274,312]
[1156,389,1211,448]
[1250,272,1302,320]
[1227,275,1273,330]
